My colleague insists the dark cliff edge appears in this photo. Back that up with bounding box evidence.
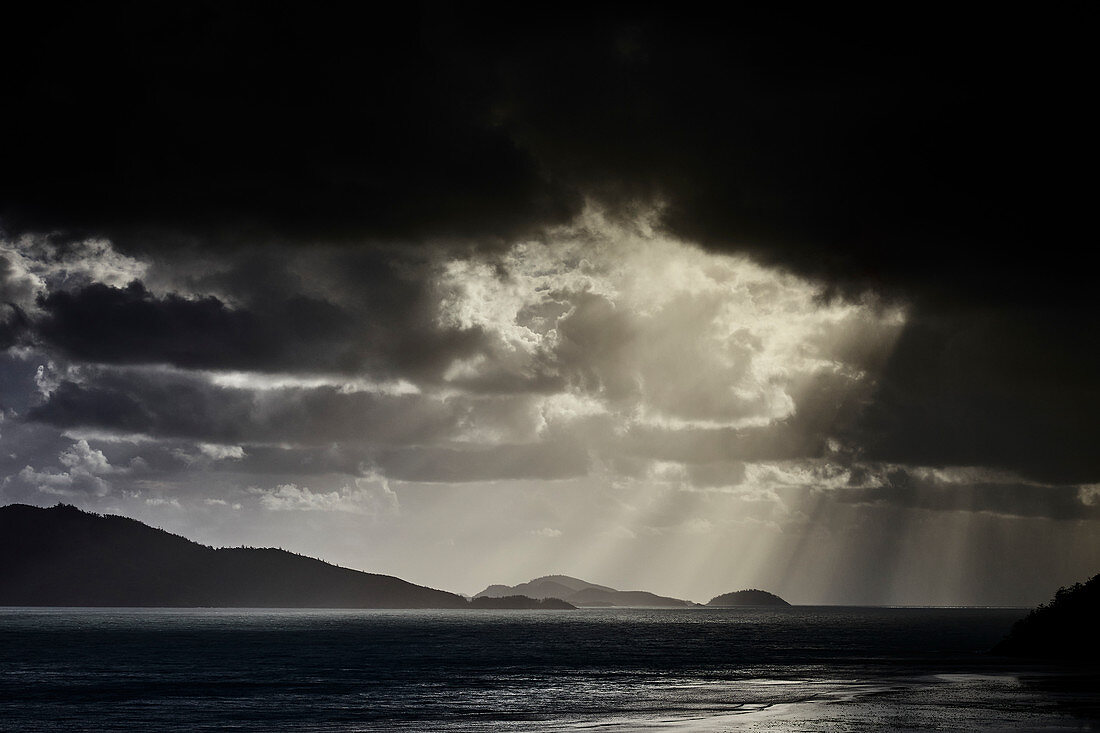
[706,589,790,607]
[992,573,1099,660]
[0,503,565,610]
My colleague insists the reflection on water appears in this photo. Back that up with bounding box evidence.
[0,607,1096,731]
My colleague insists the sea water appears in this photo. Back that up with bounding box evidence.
[0,606,1096,731]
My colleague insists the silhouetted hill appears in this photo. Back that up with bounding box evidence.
[532,575,616,593]
[468,595,575,610]
[0,504,469,608]
[992,573,1100,660]
[475,575,698,607]
[475,575,615,600]
[707,589,790,607]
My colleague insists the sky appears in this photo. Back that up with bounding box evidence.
[1,4,1096,606]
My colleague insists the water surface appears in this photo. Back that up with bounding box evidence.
[1,607,1096,731]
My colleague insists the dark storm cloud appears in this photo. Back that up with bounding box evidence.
[452,6,1094,484]
[94,440,368,478]
[22,368,590,483]
[0,304,29,351]
[36,281,354,371]
[1,257,32,350]
[851,309,1100,484]
[3,3,1085,278]
[28,370,464,446]
[0,3,578,247]
[834,468,1100,522]
[22,243,488,379]
[442,7,1089,305]
[2,3,1095,485]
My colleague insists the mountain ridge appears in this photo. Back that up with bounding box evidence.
[0,503,573,609]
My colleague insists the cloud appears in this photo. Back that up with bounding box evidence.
[254,476,398,516]
[145,497,181,508]
[0,304,28,351]
[827,466,1100,522]
[3,8,1087,314]
[27,366,468,447]
[1,236,147,311]
[58,439,115,475]
[1,5,578,248]
[5,237,491,386]
[12,219,905,490]
[197,444,245,461]
[436,214,901,434]
[852,309,1100,484]
[10,439,120,497]
[1079,485,1100,507]
[0,7,1096,609]
[35,280,356,372]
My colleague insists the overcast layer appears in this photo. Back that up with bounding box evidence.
[1,5,1095,605]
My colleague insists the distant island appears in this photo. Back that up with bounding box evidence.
[992,573,1099,660]
[475,574,699,608]
[0,504,572,610]
[469,595,575,610]
[707,589,790,607]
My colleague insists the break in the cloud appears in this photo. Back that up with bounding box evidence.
[1,6,1096,605]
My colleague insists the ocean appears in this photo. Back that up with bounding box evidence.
[0,607,1096,731]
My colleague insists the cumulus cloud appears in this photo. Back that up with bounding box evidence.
[10,439,120,497]
[1,236,147,311]
[197,444,245,461]
[436,212,903,438]
[254,476,398,516]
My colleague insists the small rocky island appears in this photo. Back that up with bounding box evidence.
[992,573,1099,659]
[707,589,790,607]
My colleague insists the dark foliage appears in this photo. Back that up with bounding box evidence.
[467,595,574,610]
[992,574,1100,659]
[707,589,790,607]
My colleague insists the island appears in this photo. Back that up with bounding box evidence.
[0,503,571,610]
[992,573,1099,659]
[469,595,575,610]
[475,574,699,608]
[706,589,790,607]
